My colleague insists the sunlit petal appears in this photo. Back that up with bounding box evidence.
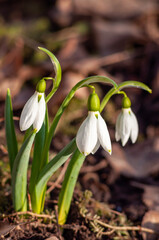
[130,110,139,143]
[33,93,46,132]
[115,112,122,142]
[76,112,98,156]
[91,140,100,154]
[97,113,112,154]
[120,108,131,146]
[19,92,38,131]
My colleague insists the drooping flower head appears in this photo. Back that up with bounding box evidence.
[76,91,112,156]
[19,79,46,132]
[115,96,139,146]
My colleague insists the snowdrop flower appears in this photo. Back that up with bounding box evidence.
[20,79,46,132]
[76,92,111,156]
[115,96,139,146]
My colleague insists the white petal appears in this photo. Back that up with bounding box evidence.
[97,113,112,155]
[115,112,122,142]
[91,140,100,154]
[19,92,38,131]
[76,112,98,156]
[119,108,131,146]
[130,110,139,143]
[33,93,46,132]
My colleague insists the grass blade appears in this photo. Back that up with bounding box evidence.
[5,89,18,171]
[12,131,36,211]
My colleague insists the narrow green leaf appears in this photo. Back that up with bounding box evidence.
[5,89,18,171]
[58,148,85,225]
[38,47,62,103]
[29,108,49,212]
[12,131,36,212]
[29,108,49,194]
[23,126,33,142]
[118,81,152,93]
[32,138,76,213]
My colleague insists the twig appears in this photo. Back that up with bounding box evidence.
[86,215,157,235]
[47,159,70,194]
[54,205,63,240]
[0,116,19,123]
[0,211,55,220]
[101,229,115,236]
[80,160,107,173]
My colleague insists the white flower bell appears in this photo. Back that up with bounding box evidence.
[76,92,111,156]
[115,96,139,146]
[19,80,46,132]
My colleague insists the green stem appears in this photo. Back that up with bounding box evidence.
[100,87,118,112]
[100,80,152,112]
[41,75,117,166]
[58,148,85,225]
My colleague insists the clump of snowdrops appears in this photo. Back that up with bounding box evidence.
[5,47,151,225]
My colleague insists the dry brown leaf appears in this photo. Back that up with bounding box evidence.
[48,71,89,113]
[92,19,143,54]
[106,137,159,178]
[0,221,17,236]
[0,66,43,101]
[72,51,141,75]
[73,0,157,19]
[45,237,59,240]
[142,210,159,240]
[131,182,159,211]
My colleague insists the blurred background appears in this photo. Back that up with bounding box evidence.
[0,0,159,237]
[0,0,158,136]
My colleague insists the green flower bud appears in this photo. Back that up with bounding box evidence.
[122,96,131,108]
[36,79,46,93]
[87,92,100,111]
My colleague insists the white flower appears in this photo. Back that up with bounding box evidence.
[76,111,112,156]
[115,108,138,146]
[19,91,46,132]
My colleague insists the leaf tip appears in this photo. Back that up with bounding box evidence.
[149,89,152,94]
[7,88,10,95]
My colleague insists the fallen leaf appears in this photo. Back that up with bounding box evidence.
[45,237,59,240]
[92,19,143,55]
[106,137,159,178]
[73,0,157,19]
[142,210,159,240]
[131,182,159,211]
[0,221,17,237]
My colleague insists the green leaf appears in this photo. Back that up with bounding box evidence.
[12,131,36,211]
[58,148,85,225]
[29,108,49,212]
[38,47,62,103]
[118,81,152,93]
[5,89,18,171]
[32,138,77,213]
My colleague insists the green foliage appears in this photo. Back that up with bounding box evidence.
[12,131,36,211]
[5,89,18,171]
[58,148,85,225]
[4,47,152,227]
